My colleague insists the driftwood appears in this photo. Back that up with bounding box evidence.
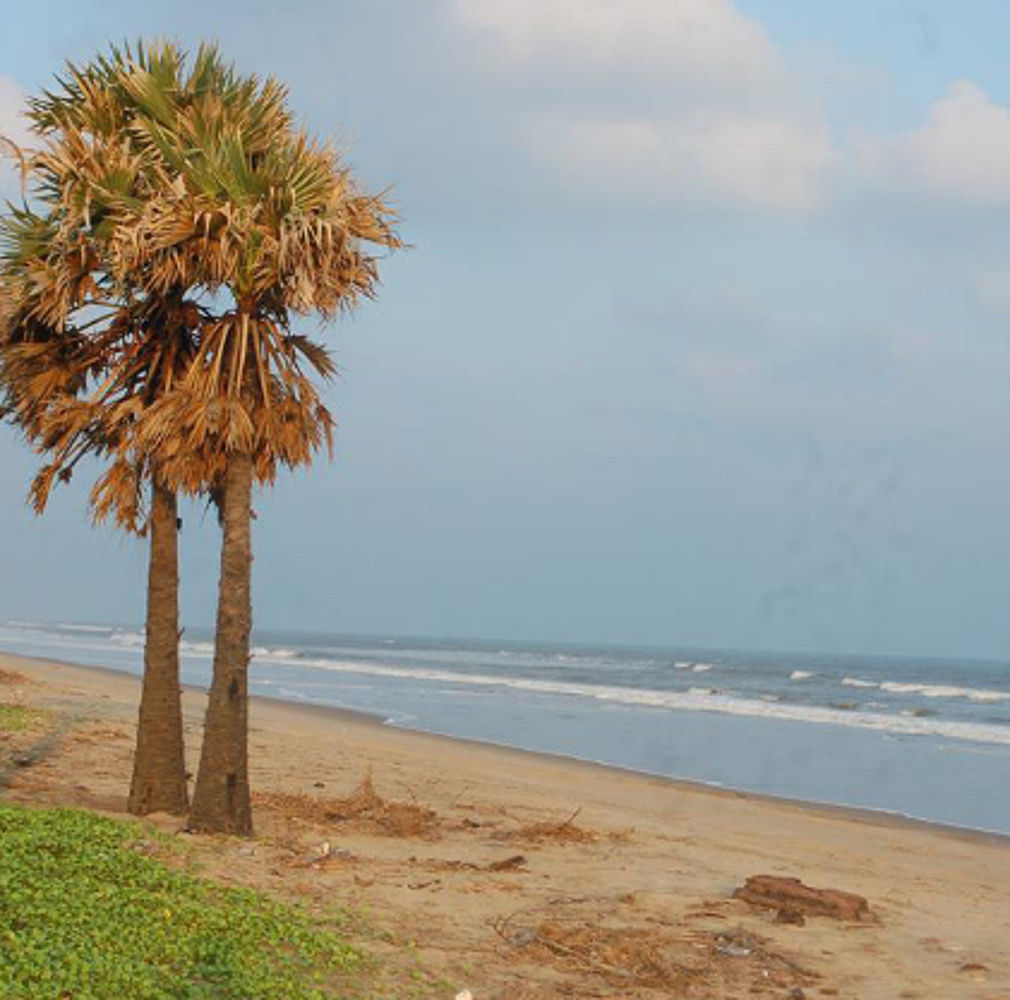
[733,875,870,921]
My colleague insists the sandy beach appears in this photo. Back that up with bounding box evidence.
[2,650,1009,999]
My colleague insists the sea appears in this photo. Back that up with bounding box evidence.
[2,618,1009,836]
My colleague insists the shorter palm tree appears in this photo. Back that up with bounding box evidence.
[0,227,202,816]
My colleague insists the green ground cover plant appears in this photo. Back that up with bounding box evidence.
[0,804,362,999]
[0,705,48,732]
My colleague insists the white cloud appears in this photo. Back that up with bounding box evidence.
[452,4,1010,216]
[452,0,779,92]
[533,110,833,211]
[451,0,833,212]
[857,81,1010,207]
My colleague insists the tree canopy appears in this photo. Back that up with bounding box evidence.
[1,40,400,524]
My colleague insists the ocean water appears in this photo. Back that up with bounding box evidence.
[2,619,1009,835]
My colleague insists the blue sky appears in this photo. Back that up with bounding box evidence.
[2,1,1010,658]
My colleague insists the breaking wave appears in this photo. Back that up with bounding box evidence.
[843,676,1008,703]
[248,650,1010,747]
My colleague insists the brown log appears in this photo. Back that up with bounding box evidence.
[732,875,870,921]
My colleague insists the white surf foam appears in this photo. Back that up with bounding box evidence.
[878,681,1009,702]
[179,640,215,656]
[248,652,1010,747]
[251,647,299,660]
[111,630,145,647]
[841,677,1007,703]
[790,670,814,680]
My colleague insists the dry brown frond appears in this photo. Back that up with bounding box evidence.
[2,39,398,527]
[254,774,441,839]
[502,808,599,845]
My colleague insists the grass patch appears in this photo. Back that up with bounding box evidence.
[0,805,363,999]
[0,704,48,732]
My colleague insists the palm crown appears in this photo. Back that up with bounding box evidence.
[1,40,400,524]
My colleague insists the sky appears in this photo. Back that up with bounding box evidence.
[2,1,1010,659]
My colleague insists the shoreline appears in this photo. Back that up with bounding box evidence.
[5,646,1010,998]
[3,647,1008,848]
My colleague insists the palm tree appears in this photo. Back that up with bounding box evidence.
[0,209,200,815]
[2,42,399,834]
[106,48,399,834]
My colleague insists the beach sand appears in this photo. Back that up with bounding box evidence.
[2,650,1008,999]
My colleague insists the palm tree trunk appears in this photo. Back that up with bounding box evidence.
[188,451,254,835]
[127,477,188,815]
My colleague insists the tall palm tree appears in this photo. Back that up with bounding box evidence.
[2,42,399,834]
